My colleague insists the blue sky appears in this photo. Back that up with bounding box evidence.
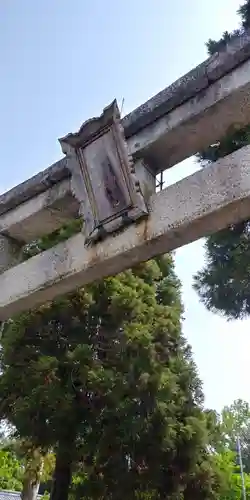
[0,0,247,411]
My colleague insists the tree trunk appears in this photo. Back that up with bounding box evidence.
[21,478,40,500]
[49,444,73,500]
[21,449,44,500]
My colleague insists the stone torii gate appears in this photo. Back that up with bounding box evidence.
[1,32,250,320]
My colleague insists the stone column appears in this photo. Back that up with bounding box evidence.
[134,159,156,203]
[0,235,22,273]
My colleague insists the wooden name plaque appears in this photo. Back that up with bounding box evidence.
[59,100,148,244]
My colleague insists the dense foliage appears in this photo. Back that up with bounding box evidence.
[0,219,218,499]
[0,447,23,491]
[4,399,250,499]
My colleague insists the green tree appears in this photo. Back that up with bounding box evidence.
[199,404,250,499]
[19,443,54,500]
[194,0,250,319]
[0,221,221,499]
[214,449,250,499]
[204,409,223,452]
[219,400,250,474]
[0,446,23,491]
[0,437,54,500]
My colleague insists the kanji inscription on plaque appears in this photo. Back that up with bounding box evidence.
[59,100,148,244]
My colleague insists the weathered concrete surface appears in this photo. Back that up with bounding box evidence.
[128,57,250,169]
[1,145,250,320]
[0,179,79,243]
[0,158,69,217]
[123,30,250,138]
[1,30,250,217]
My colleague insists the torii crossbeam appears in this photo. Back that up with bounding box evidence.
[1,32,250,319]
